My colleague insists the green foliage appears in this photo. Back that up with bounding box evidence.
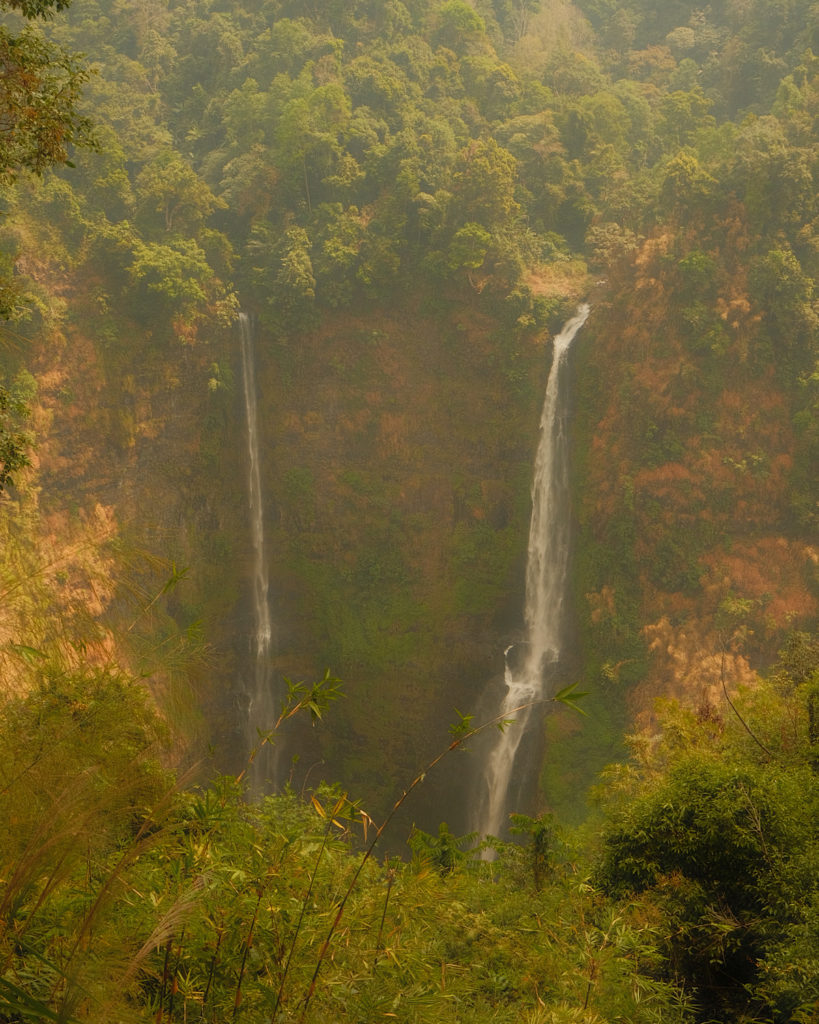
[0,652,696,1024]
[436,0,488,53]
[134,152,224,235]
[0,373,34,491]
[750,246,818,375]
[451,137,520,230]
[3,10,819,1024]
[0,0,95,316]
[551,682,590,717]
[451,518,519,616]
[596,635,819,1022]
[0,668,171,1021]
[509,812,556,889]
[0,26,93,182]
[660,151,718,212]
[129,236,213,308]
[248,222,317,328]
[446,221,493,273]
[409,821,475,873]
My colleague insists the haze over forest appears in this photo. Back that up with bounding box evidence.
[0,0,818,1020]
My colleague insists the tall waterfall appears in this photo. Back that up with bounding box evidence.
[473,304,590,840]
[238,312,277,792]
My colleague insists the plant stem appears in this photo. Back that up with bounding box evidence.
[234,889,263,1022]
[167,928,186,1023]
[156,938,172,1024]
[373,868,395,968]
[203,925,223,1008]
[271,819,333,1022]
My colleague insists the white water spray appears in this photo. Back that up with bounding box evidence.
[473,304,590,839]
[238,312,277,791]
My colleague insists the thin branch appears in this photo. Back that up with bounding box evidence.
[719,647,773,759]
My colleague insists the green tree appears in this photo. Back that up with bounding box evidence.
[660,150,718,213]
[506,0,542,43]
[409,821,473,874]
[274,82,352,213]
[435,0,489,54]
[129,235,214,308]
[0,0,95,317]
[249,222,316,327]
[657,88,715,150]
[750,246,818,374]
[135,151,225,234]
[0,11,93,179]
[0,667,171,1022]
[597,642,819,1023]
[450,135,519,228]
[445,221,492,276]
[313,203,363,306]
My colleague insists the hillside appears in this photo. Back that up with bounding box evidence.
[0,0,816,823]
[1,0,819,1020]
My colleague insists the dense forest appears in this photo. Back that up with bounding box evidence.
[1,0,818,1019]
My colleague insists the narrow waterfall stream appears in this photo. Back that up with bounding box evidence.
[238,313,278,792]
[473,305,590,840]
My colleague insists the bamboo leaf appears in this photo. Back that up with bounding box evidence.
[7,642,47,664]
[0,977,78,1023]
[551,681,589,716]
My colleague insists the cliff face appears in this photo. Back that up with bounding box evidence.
[4,0,819,828]
[13,257,565,817]
[4,242,814,835]
[576,230,817,728]
[12,228,817,822]
[2,259,246,759]
[249,296,562,814]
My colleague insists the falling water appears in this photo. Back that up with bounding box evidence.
[473,304,590,840]
[238,312,277,792]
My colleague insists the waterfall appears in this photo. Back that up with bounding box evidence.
[473,304,590,840]
[238,312,277,792]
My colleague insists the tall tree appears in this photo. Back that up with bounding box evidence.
[0,0,94,183]
[0,0,95,317]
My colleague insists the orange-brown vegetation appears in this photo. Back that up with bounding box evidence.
[526,261,589,301]
[703,538,818,632]
[635,616,758,719]
[581,224,816,717]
